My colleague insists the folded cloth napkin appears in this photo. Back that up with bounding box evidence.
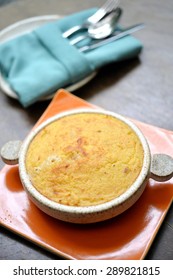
[0,8,143,107]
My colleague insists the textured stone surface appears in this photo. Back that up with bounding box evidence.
[0,140,22,165]
[151,154,173,181]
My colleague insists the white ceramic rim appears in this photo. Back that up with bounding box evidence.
[0,15,97,101]
[19,108,151,215]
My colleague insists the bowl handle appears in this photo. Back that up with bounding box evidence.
[150,154,173,182]
[0,140,22,165]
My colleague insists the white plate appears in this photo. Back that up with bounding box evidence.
[0,15,97,101]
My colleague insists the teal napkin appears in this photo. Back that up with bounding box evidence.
[0,8,143,107]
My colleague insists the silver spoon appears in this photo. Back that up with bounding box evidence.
[70,8,122,45]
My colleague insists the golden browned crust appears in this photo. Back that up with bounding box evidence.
[26,113,144,206]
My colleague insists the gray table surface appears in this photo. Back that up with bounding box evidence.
[0,0,173,260]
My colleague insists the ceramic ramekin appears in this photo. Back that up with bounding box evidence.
[1,108,173,224]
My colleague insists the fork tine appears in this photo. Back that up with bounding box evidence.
[101,0,113,9]
[102,0,119,12]
[110,0,120,9]
[87,0,119,25]
[109,0,120,11]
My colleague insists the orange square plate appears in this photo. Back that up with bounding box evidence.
[0,89,173,260]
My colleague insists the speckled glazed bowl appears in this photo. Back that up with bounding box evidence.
[1,108,173,224]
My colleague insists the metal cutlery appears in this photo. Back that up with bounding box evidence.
[79,23,145,52]
[70,7,122,45]
[63,0,120,38]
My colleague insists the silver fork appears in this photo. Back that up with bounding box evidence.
[63,0,120,38]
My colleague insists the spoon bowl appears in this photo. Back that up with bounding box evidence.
[88,7,122,39]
